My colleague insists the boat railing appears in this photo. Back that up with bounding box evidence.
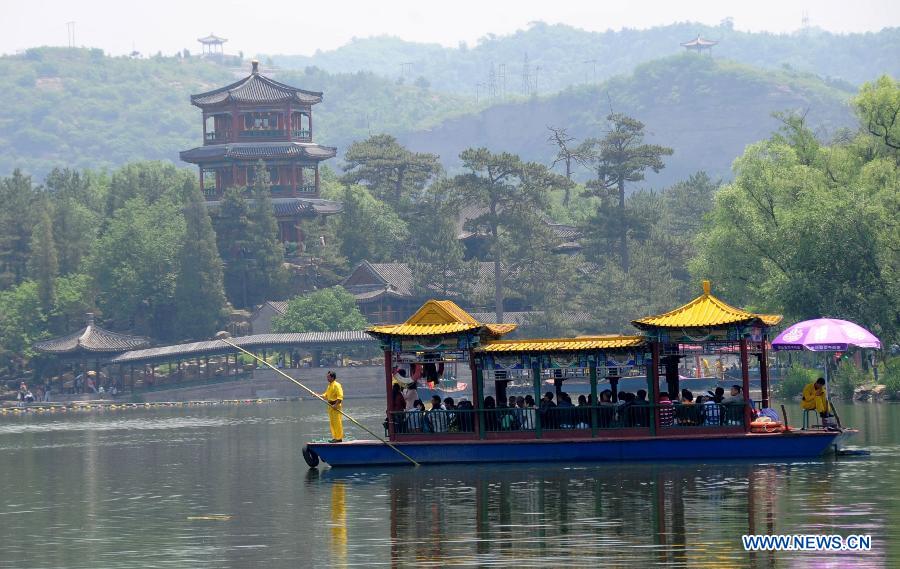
[389,402,748,438]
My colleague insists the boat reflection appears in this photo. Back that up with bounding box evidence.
[319,458,883,567]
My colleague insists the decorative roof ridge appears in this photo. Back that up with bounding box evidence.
[631,280,781,329]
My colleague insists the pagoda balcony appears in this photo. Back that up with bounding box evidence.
[291,129,311,140]
[238,129,286,139]
[204,130,231,143]
[297,184,317,194]
[203,187,218,199]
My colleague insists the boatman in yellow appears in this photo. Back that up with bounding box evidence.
[802,377,831,417]
[322,370,344,442]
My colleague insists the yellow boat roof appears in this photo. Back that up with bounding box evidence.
[479,335,645,353]
[368,300,516,338]
[631,280,782,330]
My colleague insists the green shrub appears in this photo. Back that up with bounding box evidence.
[831,364,871,400]
[774,366,818,399]
[882,357,900,397]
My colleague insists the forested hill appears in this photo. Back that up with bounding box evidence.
[270,22,900,94]
[0,48,477,178]
[401,55,858,188]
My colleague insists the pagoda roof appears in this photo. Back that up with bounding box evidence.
[368,300,516,338]
[33,315,151,355]
[631,281,782,330]
[180,142,337,163]
[681,35,719,48]
[478,335,644,354]
[191,62,322,108]
[198,33,227,44]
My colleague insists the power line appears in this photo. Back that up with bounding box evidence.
[583,59,598,84]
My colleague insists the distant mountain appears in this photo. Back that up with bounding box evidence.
[399,55,858,189]
[0,48,476,178]
[269,22,899,95]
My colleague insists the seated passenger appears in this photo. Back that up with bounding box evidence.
[557,392,575,428]
[444,397,458,432]
[681,389,694,404]
[428,395,446,432]
[540,392,557,429]
[635,389,649,405]
[407,400,426,432]
[723,385,743,404]
[658,393,675,427]
[598,389,614,428]
[483,396,498,431]
[456,398,474,432]
[702,396,722,426]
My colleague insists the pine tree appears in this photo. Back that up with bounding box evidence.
[174,180,228,339]
[0,170,38,287]
[27,202,58,313]
[215,186,252,308]
[245,163,287,306]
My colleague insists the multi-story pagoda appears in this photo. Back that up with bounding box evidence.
[180,60,341,243]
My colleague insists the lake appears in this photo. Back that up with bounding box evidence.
[0,399,896,568]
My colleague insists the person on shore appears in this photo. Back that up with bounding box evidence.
[322,371,344,443]
[801,377,831,417]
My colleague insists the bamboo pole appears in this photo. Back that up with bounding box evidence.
[220,338,419,466]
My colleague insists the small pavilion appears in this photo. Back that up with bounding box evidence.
[33,313,151,381]
[681,35,718,55]
[198,33,227,56]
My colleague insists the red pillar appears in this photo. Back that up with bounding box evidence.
[199,169,205,194]
[315,165,320,194]
[759,334,771,409]
[740,337,751,432]
[650,342,660,434]
[384,349,395,439]
[291,164,297,196]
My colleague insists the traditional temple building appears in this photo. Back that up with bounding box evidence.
[681,35,718,55]
[180,61,341,244]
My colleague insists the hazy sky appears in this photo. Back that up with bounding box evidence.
[4,0,898,57]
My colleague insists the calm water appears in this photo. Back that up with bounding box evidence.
[0,400,897,568]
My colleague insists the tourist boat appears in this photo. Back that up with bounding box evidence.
[305,282,854,467]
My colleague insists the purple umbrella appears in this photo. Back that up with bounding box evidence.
[772,318,881,352]
[772,318,881,406]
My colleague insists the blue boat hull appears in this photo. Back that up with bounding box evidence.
[308,431,847,467]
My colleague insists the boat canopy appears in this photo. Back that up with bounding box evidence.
[367,300,516,340]
[632,280,782,330]
[478,335,644,353]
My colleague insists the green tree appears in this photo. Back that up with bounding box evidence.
[44,168,104,275]
[215,186,253,308]
[272,286,368,332]
[86,197,186,339]
[0,169,38,287]
[577,113,673,272]
[407,180,480,299]
[452,148,569,320]
[342,134,442,210]
[27,201,58,312]
[854,75,900,153]
[0,280,46,370]
[337,184,408,265]
[105,161,195,215]
[245,165,288,306]
[174,180,228,339]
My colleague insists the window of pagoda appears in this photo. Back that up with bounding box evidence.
[201,168,218,198]
[240,111,285,138]
[291,111,311,140]
[204,113,231,143]
[298,165,318,194]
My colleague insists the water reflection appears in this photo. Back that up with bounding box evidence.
[0,401,895,568]
[320,459,885,568]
